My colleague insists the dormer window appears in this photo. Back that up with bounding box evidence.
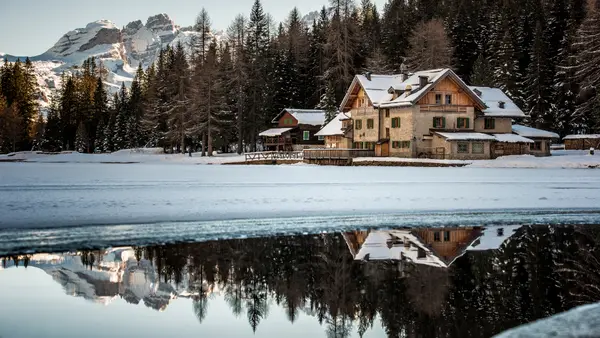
[497,228,504,236]
[498,101,506,109]
[474,88,482,97]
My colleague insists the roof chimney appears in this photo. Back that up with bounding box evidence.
[419,75,428,89]
[365,72,372,81]
[498,101,505,109]
[473,88,482,97]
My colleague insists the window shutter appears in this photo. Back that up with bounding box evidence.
[442,117,446,128]
[492,119,496,129]
[433,117,437,128]
[398,118,401,128]
[466,118,470,129]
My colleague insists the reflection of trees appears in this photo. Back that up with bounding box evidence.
[6,225,600,337]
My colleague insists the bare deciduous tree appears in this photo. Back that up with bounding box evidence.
[405,19,453,71]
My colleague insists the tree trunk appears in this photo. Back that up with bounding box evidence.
[202,132,208,157]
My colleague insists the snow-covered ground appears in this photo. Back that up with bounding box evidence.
[1,149,599,168]
[355,150,600,169]
[0,150,246,165]
[1,162,600,254]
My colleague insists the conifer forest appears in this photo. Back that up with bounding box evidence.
[1,0,600,154]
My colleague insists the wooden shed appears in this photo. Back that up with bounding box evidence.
[512,125,559,157]
[563,134,600,150]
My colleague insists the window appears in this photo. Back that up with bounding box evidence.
[386,128,390,139]
[353,142,360,149]
[367,119,374,129]
[531,141,542,151]
[385,109,390,118]
[472,142,484,154]
[434,232,441,242]
[445,94,452,105]
[497,228,504,236]
[391,117,401,128]
[368,142,375,150]
[417,247,426,259]
[444,231,450,242]
[433,117,445,128]
[435,94,442,104]
[484,118,496,130]
[457,117,470,129]
[458,142,469,153]
[303,131,310,141]
[401,141,411,149]
[355,119,362,130]
[318,135,325,141]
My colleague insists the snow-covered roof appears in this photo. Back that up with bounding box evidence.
[341,68,488,111]
[563,134,600,140]
[435,132,497,141]
[353,230,448,268]
[494,134,534,143]
[271,108,326,126]
[315,112,351,137]
[512,124,560,139]
[259,128,293,137]
[467,225,522,251]
[469,86,526,118]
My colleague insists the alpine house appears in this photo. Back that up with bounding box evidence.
[337,68,555,159]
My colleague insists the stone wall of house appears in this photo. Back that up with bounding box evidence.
[432,134,491,160]
[474,117,512,134]
[352,107,379,143]
[414,107,476,152]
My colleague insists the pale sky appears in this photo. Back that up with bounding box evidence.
[1,0,387,56]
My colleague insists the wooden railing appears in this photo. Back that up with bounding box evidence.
[245,151,303,162]
[303,148,376,160]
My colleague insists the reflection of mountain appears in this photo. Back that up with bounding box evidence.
[2,225,600,338]
[343,226,522,268]
[2,248,178,310]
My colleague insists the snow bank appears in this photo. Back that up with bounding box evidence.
[494,302,600,338]
[357,151,600,169]
[0,150,245,165]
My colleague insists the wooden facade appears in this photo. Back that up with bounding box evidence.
[491,142,530,158]
[564,137,600,150]
[412,227,482,264]
[262,110,325,151]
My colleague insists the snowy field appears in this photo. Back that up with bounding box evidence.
[1,149,599,168]
[2,162,600,254]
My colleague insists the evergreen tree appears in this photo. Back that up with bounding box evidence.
[114,84,131,150]
[493,28,524,106]
[317,76,338,124]
[75,122,89,153]
[405,19,453,71]
[381,0,415,71]
[92,77,108,151]
[573,0,600,133]
[525,18,554,129]
[447,0,479,82]
[43,101,62,152]
[128,65,145,148]
[471,54,494,87]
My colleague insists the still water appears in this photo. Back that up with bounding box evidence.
[1,224,598,338]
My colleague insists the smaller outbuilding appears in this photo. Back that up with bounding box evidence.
[432,132,497,160]
[259,108,326,151]
[512,125,559,157]
[563,134,600,150]
[315,112,353,149]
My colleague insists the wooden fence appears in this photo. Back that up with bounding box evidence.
[303,149,376,160]
[244,151,303,162]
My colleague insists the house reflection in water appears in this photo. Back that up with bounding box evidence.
[343,225,522,268]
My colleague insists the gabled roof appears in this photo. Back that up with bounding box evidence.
[315,112,351,137]
[466,225,523,251]
[271,108,326,126]
[563,134,600,140]
[494,134,534,143]
[259,128,294,137]
[512,124,560,139]
[469,86,526,118]
[340,68,488,111]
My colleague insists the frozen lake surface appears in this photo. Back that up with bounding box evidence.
[1,163,600,254]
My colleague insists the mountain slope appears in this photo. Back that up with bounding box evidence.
[4,13,223,111]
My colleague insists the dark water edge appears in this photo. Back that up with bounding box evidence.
[2,224,600,338]
[2,208,600,256]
